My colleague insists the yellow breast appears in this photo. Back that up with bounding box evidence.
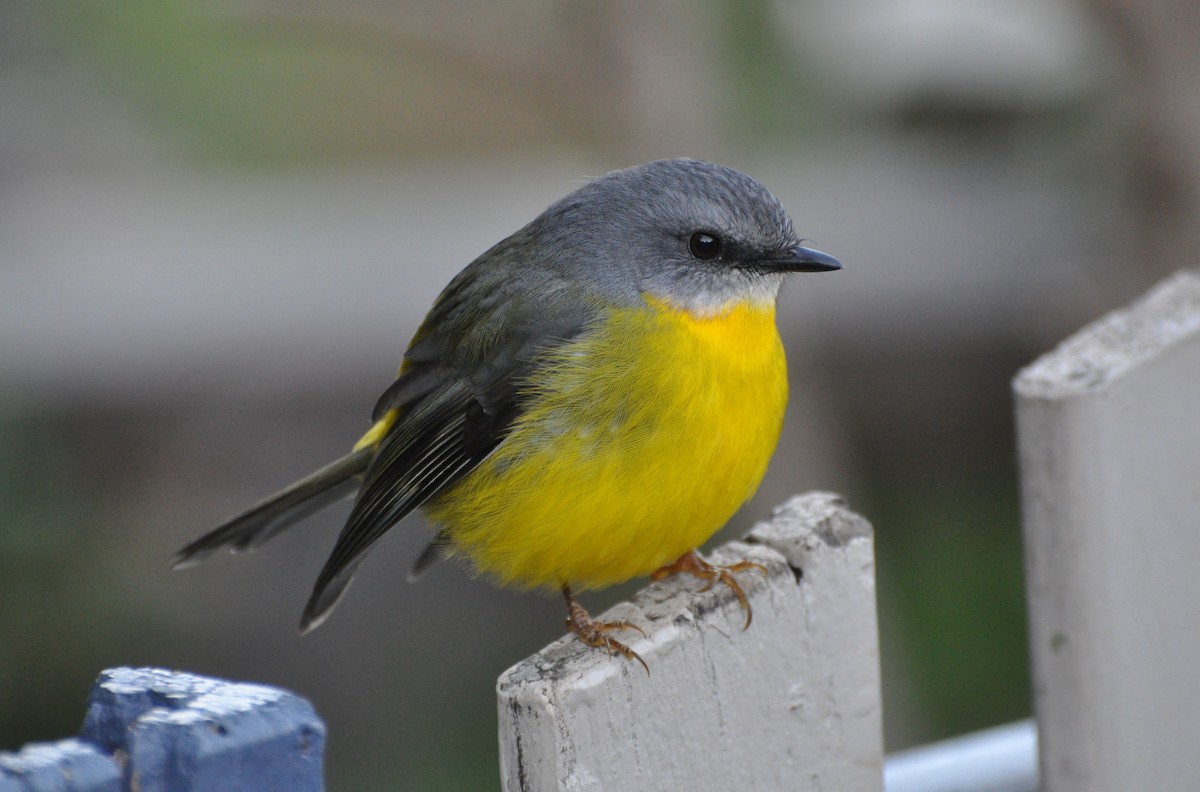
[426,296,789,590]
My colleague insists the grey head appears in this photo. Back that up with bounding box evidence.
[520,158,841,315]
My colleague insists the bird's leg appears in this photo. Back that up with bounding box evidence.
[563,586,649,675]
[651,550,767,630]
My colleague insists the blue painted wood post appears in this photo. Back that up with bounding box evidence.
[0,740,121,792]
[0,667,325,792]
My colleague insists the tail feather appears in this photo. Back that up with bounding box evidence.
[299,562,360,634]
[171,449,373,569]
[407,529,451,582]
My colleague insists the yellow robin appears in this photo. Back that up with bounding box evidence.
[173,159,841,669]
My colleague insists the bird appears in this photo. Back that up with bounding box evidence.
[172,158,840,670]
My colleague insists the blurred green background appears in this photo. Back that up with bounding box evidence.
[2,0,1197,789]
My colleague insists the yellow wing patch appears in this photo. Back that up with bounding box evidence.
[352,409,399,452]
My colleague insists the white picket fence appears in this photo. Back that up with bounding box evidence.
[497,269,1200,791]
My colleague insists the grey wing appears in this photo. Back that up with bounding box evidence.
[299,262,592,631]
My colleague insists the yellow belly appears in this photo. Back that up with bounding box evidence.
[425,297,789,590]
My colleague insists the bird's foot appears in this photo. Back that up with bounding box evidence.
[563,586,648,675]
[651,550,767,630]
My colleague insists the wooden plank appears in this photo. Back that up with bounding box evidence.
[0,739,120,792]
[497,492,883,792]
[81,667,326,792]
[1014,270,1200,791]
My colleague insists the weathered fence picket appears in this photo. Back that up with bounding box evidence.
[0,667,324,792]
[1015,270,1200,792]
[496,492,884,792]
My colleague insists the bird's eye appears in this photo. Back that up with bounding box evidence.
[688,231,723,260]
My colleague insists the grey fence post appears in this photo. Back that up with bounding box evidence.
[497,492,883,792]
[1015,270,1200,791]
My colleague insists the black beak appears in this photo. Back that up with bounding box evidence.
[768,245,842,273]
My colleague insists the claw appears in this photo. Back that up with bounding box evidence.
[652,551,767,630]
[563,587,649,674]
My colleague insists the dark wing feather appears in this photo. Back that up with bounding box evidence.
[300,387,487,630]
[298,255,593,631]
[370,360,442,422]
